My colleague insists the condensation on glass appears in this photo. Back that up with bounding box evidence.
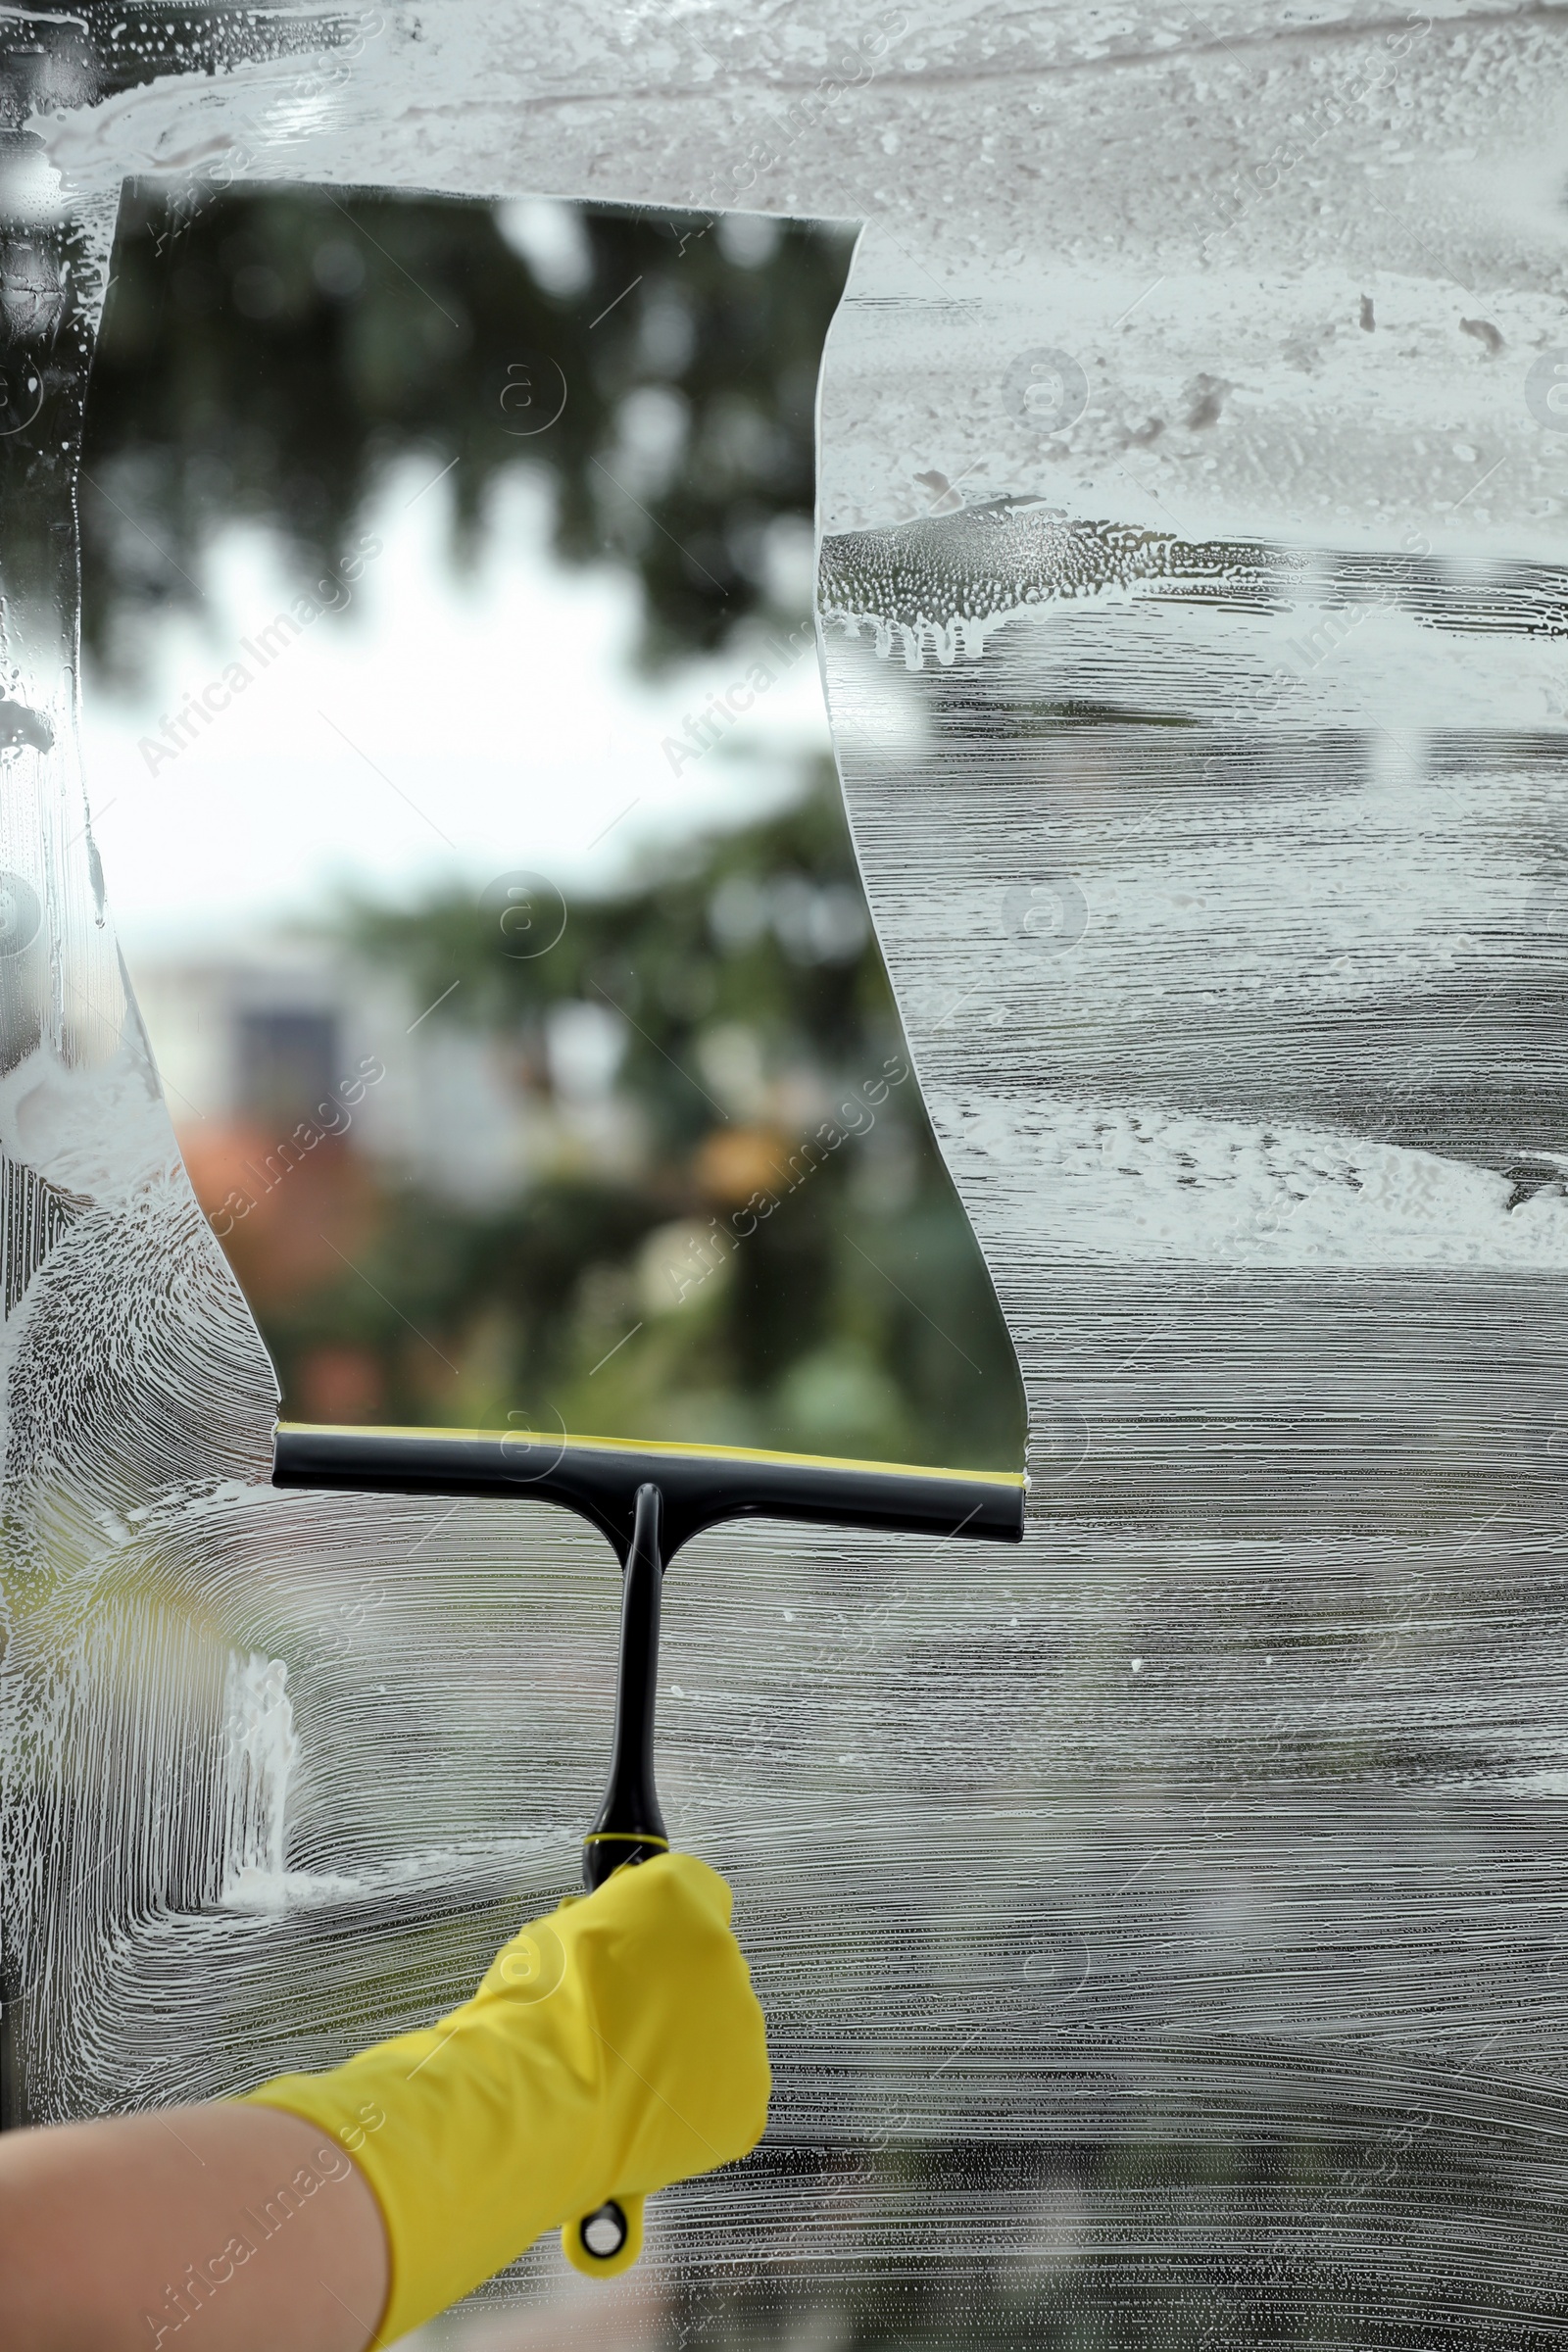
[4,8,1568,2345]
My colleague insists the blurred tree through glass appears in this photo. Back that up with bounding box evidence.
[79,186,1025,1472]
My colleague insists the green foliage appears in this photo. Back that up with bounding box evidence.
[82,187,852,677]
[336,758,890,1151]
[275,764,1024,1471]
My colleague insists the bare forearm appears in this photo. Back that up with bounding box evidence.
[0,2103,388,2352]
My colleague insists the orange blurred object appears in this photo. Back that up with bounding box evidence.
[178,1121,383,1307]
[691,1124,790,1205]
[297,1344,385,1424]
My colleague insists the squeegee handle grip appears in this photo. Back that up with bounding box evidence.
[568,1484,667,2278]
[582,1480,669,1894]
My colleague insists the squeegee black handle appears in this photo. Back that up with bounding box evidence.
[569,1483,669,2276]
[582,1481,669,1893]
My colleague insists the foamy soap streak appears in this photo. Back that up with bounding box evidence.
[5,6,1568,2344]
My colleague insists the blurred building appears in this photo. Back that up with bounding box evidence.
[131,934,640,1288]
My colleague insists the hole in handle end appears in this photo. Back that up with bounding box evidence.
[564,2192,645,2278]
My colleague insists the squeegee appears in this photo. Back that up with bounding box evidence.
[271,1419,1025,2271]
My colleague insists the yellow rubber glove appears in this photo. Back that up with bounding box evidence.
[236,1852,769,2347]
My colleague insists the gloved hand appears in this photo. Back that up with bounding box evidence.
[237,1851,769,2347]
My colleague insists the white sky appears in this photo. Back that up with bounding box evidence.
[81,461,831,956]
